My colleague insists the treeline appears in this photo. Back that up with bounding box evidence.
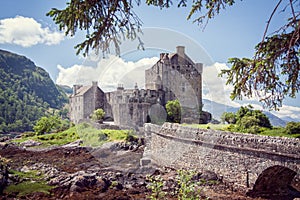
[221,105,300,136]
[0,50,68,133]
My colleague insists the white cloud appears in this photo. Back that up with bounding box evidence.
[57,58,300,121]
[203,62,240,107]
[56,55,159,92]
[0,16,64,47]
[271,105,300,121]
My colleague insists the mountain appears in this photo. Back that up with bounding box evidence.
[58,85,73,95]
[0,49,68,133]
[202,99,287,127]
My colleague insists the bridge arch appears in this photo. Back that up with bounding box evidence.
[248,165,300,199]
[144,123,300,190]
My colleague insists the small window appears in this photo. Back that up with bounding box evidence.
[181,83,185,92]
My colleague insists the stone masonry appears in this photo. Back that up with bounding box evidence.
[144,123,300,189]
[70,46,210,126]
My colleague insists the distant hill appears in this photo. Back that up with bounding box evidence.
[203,99,287,127]
[58,85,73,95]
[0,49,68,133]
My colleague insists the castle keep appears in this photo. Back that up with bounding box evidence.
[70,46,209,126]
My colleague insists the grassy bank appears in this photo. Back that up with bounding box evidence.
[4,169,55,197]
[183,123,300,138]
[12,123,136,147]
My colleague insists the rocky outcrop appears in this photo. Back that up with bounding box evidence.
[20,139,42,147]
[0,162,8,194]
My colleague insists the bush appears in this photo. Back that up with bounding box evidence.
[166,100,181,123]
[33,115,69,135]
[91,108,105,122]
[285,122,300,134]
[221,112,236,124]
[221,105,272,134]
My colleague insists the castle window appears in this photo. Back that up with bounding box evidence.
[181,83,185,92]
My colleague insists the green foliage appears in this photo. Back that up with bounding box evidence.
[146,169,206,200]
[220,21,300,109]
[166,99,181,123]
[259,127,300,138]
[4,169,54,197]
[47,0,237,56]
[146,175,166,200]
[0,50,68,133]
[91,108,105,121]
[176,169,203,200]
[285,122,300,135]
[48,0,299,109]
[221,105,272,134]
[76,123,136,147]
[184,123,300,138]
[221,112,236,124]
[4,181,54,197]
[9,169,41,180]
[13,126,80,146]
[33,115,69,135]
[47,0,143,56]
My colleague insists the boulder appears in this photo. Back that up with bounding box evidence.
[20,139,42,147]
[0,162,8,193]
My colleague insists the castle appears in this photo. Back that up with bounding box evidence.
[69,46,211,127]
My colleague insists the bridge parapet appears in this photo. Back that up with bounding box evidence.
[144,123,300,189]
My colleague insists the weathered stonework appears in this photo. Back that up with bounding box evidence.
[69,81,106,124]
[70,46,209,126]
[144,123,300,189]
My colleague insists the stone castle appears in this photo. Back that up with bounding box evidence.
[69,46,211,127]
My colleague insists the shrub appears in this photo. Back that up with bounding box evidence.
[221,112,236,124]
[166,99,181,123]
[146,175,166,200]
[285,122,300,134]
[91,108,105,121]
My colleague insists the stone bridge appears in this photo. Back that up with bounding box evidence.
[142,123,300,194]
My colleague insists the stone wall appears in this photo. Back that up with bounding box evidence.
[144,123,300,189]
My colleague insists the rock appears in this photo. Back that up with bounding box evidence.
[0,142,7,149]
[197,170,219,182]
[0,162,8,193]
[20,165,30,173]
[0,136,10,142]
[20,139,42,147]
[62,140,83,148]
[140,157,151,166]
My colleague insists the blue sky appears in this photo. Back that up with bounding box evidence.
[0,0,299,120]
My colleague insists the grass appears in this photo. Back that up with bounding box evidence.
[77,123,136,147]
[259,127,300,138]
[4,169,55,197]
[4,181,54,197]
[9,169,42,180]
[183,123,230,131]
[12,126,80,147]
[183,123,300,138]
[12,123,136,147]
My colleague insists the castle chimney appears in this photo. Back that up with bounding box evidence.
[92,81,98,87]
[176,46,185,59]
[160,53,165,60]
[195,63,203,74]
[73,85,82,95]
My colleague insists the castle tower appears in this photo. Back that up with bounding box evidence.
[145,46,203,123]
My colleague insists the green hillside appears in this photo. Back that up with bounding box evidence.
[0,49,68,133]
